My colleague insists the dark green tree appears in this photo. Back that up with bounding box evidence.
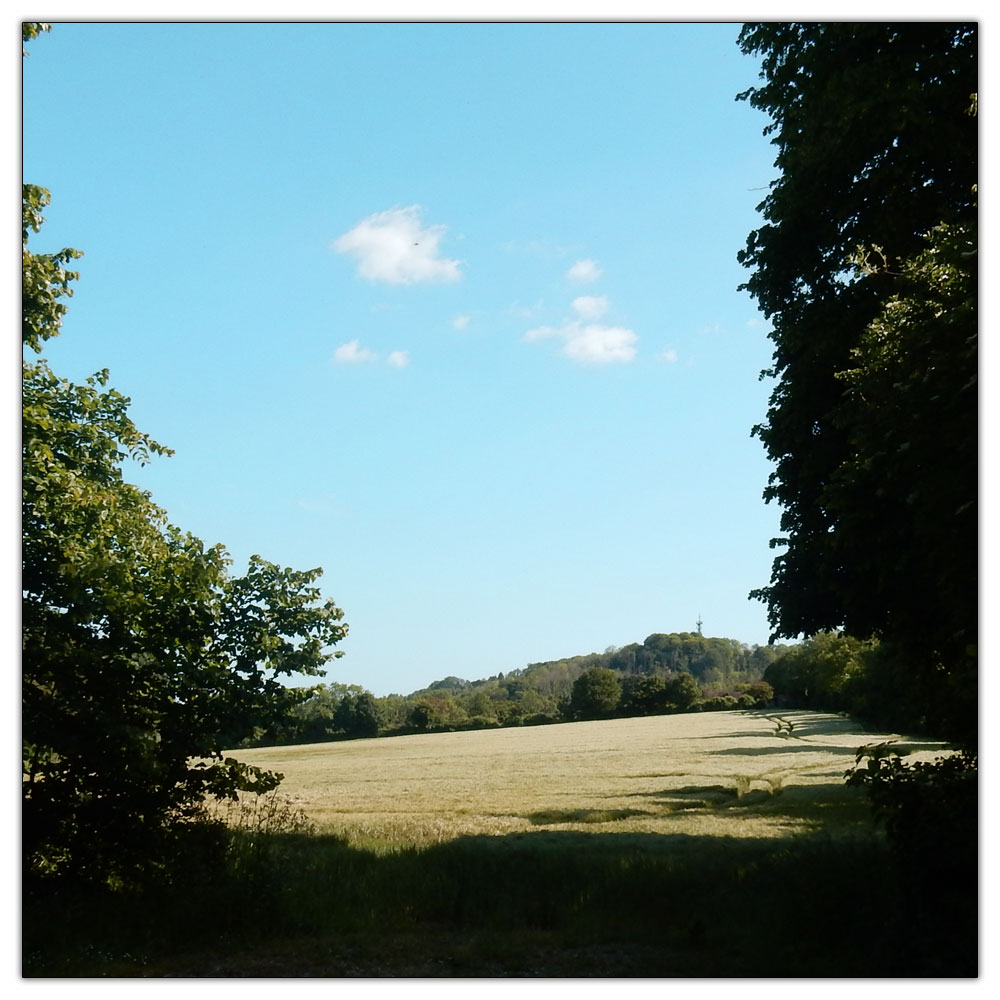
[567,667,622,720]
[663,672,701,711]
[276,682,365,744]
[375,693,411,732]
[621,675,669,715]
[334,690,382,739]
[737,22,977,744]
[22,51,348,876]
[407,699,439,731]
[762,632,873,711]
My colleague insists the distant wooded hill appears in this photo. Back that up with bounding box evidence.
[248,632,794,746]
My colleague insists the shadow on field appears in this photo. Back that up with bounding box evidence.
[525,807,650,825]
[24,819,977,978]
[713,713,951,751]
[707,742,857,755]
[622,778,873,827]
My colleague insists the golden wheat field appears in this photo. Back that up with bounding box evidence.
[225,710,946,849]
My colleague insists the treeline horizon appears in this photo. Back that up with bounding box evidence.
[243,630,795,747]
[248,622,955,749]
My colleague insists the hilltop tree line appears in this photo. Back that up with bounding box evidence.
[244,628,938,746]
[247,630,777,744]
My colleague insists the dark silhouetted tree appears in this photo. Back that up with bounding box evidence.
[738,22,977,745]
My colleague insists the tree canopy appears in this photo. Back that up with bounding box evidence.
[567,667,623,720]
[737,23,977,744]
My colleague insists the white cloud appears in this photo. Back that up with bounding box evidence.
[524,321,637,365]
[525,293,636,364]
[333,340,410,368]
[452,314,471,330]
[333,339,379,364]
[658,348,679,363]
[332,205,462,285]
[567,258,602,283]
[571,295,609,321]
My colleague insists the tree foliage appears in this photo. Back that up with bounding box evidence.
[737,23,977,744]
[334,690,382,738]
[257,629,789,744]
[763,631,872,710]
[620,675,669,715]
[568,667,622,720]
[23,184,83,355]
[22,60,348,878]
[22,21,51,53]
[663,672,701,711]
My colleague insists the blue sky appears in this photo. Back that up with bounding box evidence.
[23,21,789,696]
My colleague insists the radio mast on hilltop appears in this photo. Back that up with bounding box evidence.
[696,615,703,636]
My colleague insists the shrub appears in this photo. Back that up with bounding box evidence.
[698,695,739,712]
[846,746,977,863]
[845,742,977,964]
[743,680,774,707]
[663,672,701,711]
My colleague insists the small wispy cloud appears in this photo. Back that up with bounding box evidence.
[333,339,379,364]
[452,314,472,330]
[567,258,602,283]
[333,340,409,367]
[571,295,610,321]
[657,348,679,364]
[332,205,462,285]
[508,300,544,319]
[524,321,637,365]
[525,293,636,364]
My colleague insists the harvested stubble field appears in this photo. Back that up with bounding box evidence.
[226,708,943,848]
